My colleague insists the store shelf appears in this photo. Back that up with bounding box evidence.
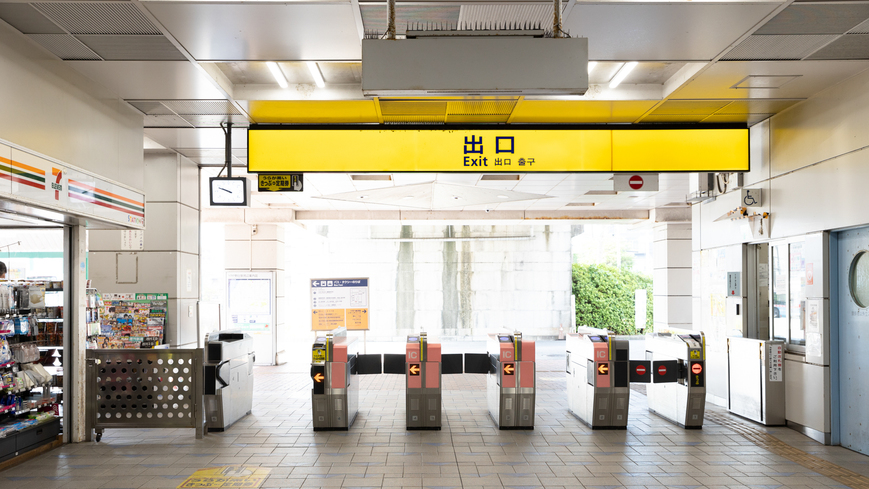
[36,319,63,323]
[45,289,63,292]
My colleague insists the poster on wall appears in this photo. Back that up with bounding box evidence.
[226,271,274,365]
[311,278,369,331]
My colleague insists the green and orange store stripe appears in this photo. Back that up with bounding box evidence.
[0,156,46,190]
[68,179,144,218]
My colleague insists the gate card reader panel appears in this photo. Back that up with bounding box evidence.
[311,331,359,431]
[406,332,442,430]
[566,328,629,430]
[645,330,706,429]
[487,332,536,430]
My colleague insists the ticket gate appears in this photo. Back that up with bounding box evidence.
[487,332,535,429]
[565,328,631,429]
[310,330,359,431]
[645,330,706,428]
[405,332,442,429]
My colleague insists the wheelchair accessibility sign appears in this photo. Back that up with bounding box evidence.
[742,188,762,207]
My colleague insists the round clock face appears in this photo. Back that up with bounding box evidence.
[211,178,246,205]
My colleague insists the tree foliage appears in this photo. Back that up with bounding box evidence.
[572,263,653,335]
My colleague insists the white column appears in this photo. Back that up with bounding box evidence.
[653,222,693,331]
[225,224,285,364]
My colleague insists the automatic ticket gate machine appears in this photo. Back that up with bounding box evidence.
[645,330,707,428]
[487,332,536,429]
[565,328,631,429]
[310,330,359,431]
[405,332,442,429]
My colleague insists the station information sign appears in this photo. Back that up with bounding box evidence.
[311,278,369,331]
[249,125,748,173]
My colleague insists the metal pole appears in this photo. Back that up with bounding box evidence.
[386,0,396,39]
[553,0,566,38]
[225,122,233,178]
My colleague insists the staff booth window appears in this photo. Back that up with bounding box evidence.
[771,239,806,350]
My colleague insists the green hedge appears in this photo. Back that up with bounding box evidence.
[572,263,653,334]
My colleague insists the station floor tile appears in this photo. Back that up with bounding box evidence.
[2,341,868,489]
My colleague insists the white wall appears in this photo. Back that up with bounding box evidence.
[693,66,869,441]
[0,20,143,190]
[88,153,200,346]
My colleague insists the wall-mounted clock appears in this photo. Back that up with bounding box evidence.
[209,177,249,206]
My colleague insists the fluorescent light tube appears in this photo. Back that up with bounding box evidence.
[609,61,638,89]
[587,61,597,74]
[307,61,325,88]
[266,61,288,88]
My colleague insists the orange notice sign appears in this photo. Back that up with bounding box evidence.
[312,308,345,331]
[346,308,369,330]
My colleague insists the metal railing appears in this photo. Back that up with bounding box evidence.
[85,348,204,441]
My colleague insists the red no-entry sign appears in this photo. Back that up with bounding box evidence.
[657,365,667,376]
[629,175,644,190]
[636,364,646,376]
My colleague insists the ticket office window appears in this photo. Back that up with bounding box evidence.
[771,240,806,350]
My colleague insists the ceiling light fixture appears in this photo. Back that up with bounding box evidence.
[307,62,325,88]
[497,195,509,199]
[587,61,597,74]
[266,61,288,89]
[609,61,638,89]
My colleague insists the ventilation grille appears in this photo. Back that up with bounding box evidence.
[33,2,162,35]
[458,4,555,27]
[377,99,518,123]
[808,34,869,59]
[77,35,187,61]
[128,100,248,128]
[754,4,869,36]
[721,35,838,60]
[28,34,100,60]
[360,5,459,37]
[851,18,869,34]
[651,100,731,116]
[380,100,447,116]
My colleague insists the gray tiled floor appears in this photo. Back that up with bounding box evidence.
[1,341,867,489]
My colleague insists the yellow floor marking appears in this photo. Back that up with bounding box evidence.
[706,412,869,489]
[177,465,270,489]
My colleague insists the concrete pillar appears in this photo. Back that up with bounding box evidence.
[88,152,200,346]
[225,224,286,364]
[66,225,87,443]
[653,222,692,331]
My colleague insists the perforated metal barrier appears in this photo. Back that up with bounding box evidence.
[85,349,204,441]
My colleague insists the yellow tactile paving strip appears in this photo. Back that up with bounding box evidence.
[707,412,869,489]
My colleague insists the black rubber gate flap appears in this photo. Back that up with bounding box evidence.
[356,354,382,375]
[652,359,679,383]
[464,353,491,374]
[442,353,463,374]
[383,353,406,374]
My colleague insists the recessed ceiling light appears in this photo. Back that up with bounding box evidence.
[566,202,596,207]
[609,61,638,89]
[480,174,520,181]
[587,61,597,75]
[307,61,325,88]
[497,195,509,199]
[266,61,288,89]
[402,196,414,200]
[585,190,618,196]
[350,174,392,181]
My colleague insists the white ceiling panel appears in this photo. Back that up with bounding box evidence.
[68,61,226,99]
[144,127,247,150]
[143,3,362,61]
[564,3,781,61]
[670,60,869,99]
